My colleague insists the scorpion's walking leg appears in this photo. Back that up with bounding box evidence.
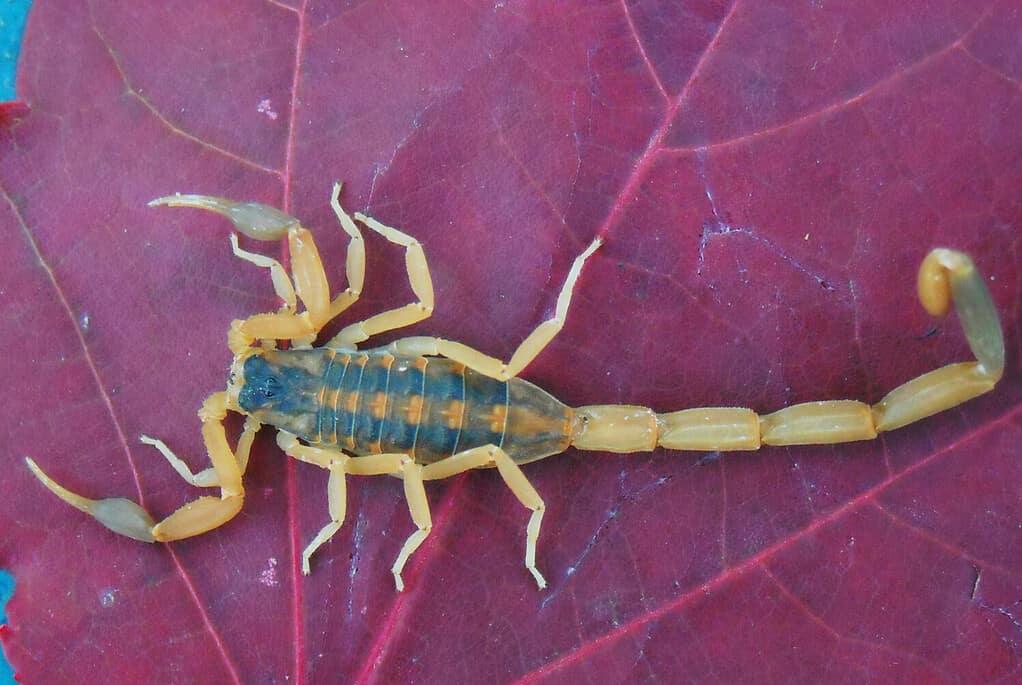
[423,445,547,588]
[275,432,353,574]
[150,183,367,351]
[326,210,435,349]
[391,458,432,592]
[275,432,430,583]
[388,237,602,380]
[26,392,254,543]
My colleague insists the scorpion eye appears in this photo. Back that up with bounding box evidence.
[262,376,281,398]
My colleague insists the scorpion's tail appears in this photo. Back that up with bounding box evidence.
[569,248,1003,454]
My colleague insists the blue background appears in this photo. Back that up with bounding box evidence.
[0,571,14,685]
[2,2,33,680]
[0,0,30,100]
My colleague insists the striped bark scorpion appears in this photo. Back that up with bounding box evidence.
[26,183,1005,591]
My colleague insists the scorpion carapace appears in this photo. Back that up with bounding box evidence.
[27,183,1005,591]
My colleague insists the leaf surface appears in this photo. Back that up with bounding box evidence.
[2,1,1021,683]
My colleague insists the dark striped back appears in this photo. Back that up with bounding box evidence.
[244,348,575,466]
[318,350,511,463]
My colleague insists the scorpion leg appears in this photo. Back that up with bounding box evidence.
[423,445,547,589]
[326,210,435,349]
[276,432,353,574]
[285,445,437,590]
[303,462,348,574]
[25,392,252,543]
[326,181,367,320]
[275,431,431,580]
[391,459,432,592]
[388,237,602,381]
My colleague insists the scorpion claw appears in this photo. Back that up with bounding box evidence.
[149,194,300,241]
[90,498,158,543]
[25,457,157,543]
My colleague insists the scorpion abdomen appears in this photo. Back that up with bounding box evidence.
[240,348,575,465]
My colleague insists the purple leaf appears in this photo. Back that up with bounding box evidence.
[2,1,1020,683]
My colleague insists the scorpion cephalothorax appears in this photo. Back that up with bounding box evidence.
[27,183,1004,591]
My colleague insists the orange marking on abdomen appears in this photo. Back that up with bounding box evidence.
[483,404,508,434]
[402,395,424,425]
[368,391,388,420]
[440,400,465,430]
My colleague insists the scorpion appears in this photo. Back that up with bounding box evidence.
[26,183,1005,591]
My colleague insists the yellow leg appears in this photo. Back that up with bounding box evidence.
[423,444,548,589]
[25,392,256,544]
[387,237,601,380]
[276,431,351,574]
[571,248,1004,452]
[275,431,427,580]
[392,459,431,592]
[278,435,435,590]
[299,463,348,574]
[325,182,367,320]
[326,211,436,348]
